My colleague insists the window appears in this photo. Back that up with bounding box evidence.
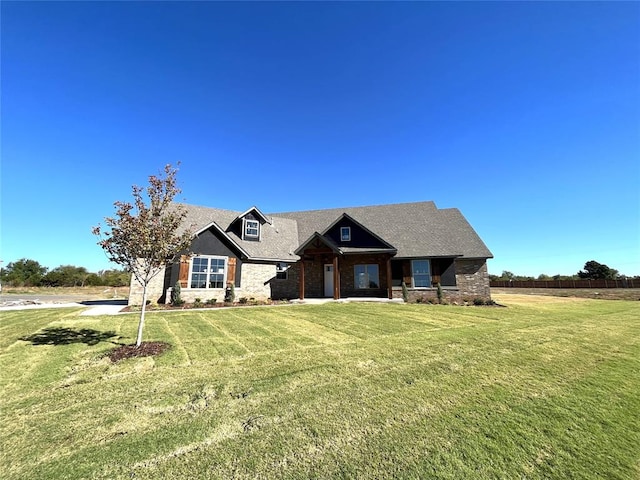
[276,262,289,280]
[190,256,227,289]
[354,264,379,289]
[340,226,351,242]
[244,219,260,239]
[411,259,431,288]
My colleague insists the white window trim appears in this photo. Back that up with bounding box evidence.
[243,218,260,239]
[276,262,289,280]
[188,255,228,289]
[340,226,351,242]
[411,259,431,289]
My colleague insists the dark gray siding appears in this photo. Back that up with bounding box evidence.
[325,218,388,249]
[167,228,243,291]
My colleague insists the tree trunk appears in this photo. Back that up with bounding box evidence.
[136,285,148,347]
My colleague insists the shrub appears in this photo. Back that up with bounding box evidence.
[206,298,217,305]
[171,282,184,306]
[473,298,485,306]
[193,298,203,307]
[238,297,248,305]
[436,282,443,304]
[225,283,235,303]
[401,282,409,303]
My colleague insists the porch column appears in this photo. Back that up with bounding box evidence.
[333,255,340,300]
[387,256,393,299]
[299,261,305,300]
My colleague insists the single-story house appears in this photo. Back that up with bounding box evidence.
[128,201,493,305]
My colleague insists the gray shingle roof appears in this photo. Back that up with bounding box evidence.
[175,201,492,261]
[273,201,493,259]
[175,203,300,261]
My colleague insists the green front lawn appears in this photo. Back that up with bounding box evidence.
[1,297,639,479]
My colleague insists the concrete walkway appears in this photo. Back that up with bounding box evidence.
[0,297,403,316]
[291,297,404,305]
[0,299,128,315]
[79,301,128,316]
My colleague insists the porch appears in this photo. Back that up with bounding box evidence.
[293,253,461,302]
[298,252,396,300]
[292,232,462,301]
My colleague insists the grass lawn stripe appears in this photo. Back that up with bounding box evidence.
[1,297,638,479]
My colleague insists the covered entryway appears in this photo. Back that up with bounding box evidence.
[296,242,396,300]
[294,220,398,301]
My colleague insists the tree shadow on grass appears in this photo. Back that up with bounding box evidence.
[20,327,124,346]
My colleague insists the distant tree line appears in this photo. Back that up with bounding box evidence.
[490,260,639,282]
[0,258,131,287]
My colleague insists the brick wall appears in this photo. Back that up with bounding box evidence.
[277,255,392,299]
[270,263,299,300]
[302,259,325,298]
[339,255,389,297]
[391,258,491,303]
[455,258,491,299]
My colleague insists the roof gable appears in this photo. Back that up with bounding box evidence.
[294,232,341,256]
[234,206,271,225]
[322,213,395,250]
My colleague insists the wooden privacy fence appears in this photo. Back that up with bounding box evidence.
[491,279,640,289]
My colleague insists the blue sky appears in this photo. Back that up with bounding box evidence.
[2,1,639,277]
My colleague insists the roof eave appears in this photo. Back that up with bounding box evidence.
[247,256,301,263]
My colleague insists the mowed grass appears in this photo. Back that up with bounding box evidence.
[1,296,639,479]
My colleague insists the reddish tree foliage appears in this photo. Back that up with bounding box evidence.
[93,164,193,346]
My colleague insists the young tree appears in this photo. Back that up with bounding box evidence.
[93,164,193,347]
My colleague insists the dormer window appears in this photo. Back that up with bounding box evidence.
[340,226,351,242]
[244,219,260,239]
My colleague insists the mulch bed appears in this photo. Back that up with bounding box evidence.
[108,341,171,362]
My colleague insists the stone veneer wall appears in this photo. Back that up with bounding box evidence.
[128,267,167,306]
[129,262,278,305]
[236,263,275,300]
[174,263,275,303]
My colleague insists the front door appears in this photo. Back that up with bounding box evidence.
[324,264,334,297]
